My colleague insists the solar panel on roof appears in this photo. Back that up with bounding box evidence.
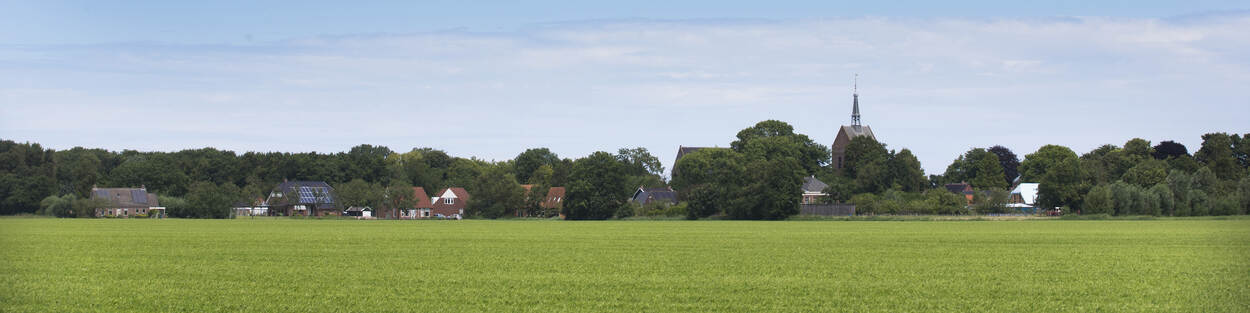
[131,190,148,204]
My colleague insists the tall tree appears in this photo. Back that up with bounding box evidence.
[887,149,927,192]
[970,152,1008,189]
[942,148,992,185]
[1195,133,1241,180]
[987,145,1020,185]
[467,166,525,218]
[734,157,804,220]
[616,147,664,177]
[1152,140,1189,160]
[513,148,560,184]
[671,148,747,219]
[1022,145,1083,210]
[335,179,382,209]
[563,152,629,220]
[730,120,830,174]
[843,136,890,193]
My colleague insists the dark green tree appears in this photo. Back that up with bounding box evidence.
[987,145,1020,185]
[563,152,629,220]
[970,152,1008,189]
[467,166,525,218]
[513,148,561,184]
[730,120,829,174]
[887,149,927,192]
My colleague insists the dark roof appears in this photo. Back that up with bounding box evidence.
[91,187,160,208]
[839,125,875,140]
[945,183,972,194]
[272,181,336,207]
[802,176,829,193]
[631,187,678,205]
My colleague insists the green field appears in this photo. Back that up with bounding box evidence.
[2,218,1247,312]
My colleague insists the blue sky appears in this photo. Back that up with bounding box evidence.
[2,1,1249,176]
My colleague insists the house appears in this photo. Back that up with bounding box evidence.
[345,206,373,218]
[267,181,339,216]
[944,182,975,205]
[232,197,268,217]
[431,187,470,217]
[801,176,829,204]
[630,186,677,206]
[543,187,565,211]
[90,186,165,218]
[1008,183,1041,213]
[831,77,877,170]
[399,187,435,219]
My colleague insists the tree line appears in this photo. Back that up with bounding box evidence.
[3,124,1247,219]
[0,140,666,218]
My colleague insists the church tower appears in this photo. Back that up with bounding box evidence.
[831,74,876,170]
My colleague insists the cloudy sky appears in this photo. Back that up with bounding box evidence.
[2,1,1248,176]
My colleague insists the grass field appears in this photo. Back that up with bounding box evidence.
[2,218,1247,312]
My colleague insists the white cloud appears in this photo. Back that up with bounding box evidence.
[2,15,1248,175]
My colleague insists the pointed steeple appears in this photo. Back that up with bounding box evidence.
[851,74,861,127]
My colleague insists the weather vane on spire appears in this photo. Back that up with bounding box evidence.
[851,73,861,127]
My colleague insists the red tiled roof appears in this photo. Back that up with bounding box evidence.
[431,187,470,210]
[542,187,565,209]
[412,187,433,208]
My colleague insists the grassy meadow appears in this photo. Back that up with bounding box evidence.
[1,218,1247,312]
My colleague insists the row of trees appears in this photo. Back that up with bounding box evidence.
[1,138,668,218]
[5,127,1248,219]
[926,134,1250,216]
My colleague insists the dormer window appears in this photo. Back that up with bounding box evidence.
[444,198,454,205]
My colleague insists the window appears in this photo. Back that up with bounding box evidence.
[444,198,454,205]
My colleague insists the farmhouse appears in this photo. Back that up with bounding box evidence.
[630,186,677,206]
[944,182,976,205]
[267,181,339,216]
[90,186,165,218]
[345,206,373,218]
[431,187,470,217]
[1008,183,1041,213]
[801,176,829,204]
[399,187,435,219]
[543,187,565,209]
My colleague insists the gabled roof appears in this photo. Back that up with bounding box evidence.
[91,187,160,208]
[675,146,710,162]
[802,176,829,193]
[412,187,433,208]
[839,125,875,140]
[543,187,566,209]
[631,186,677,205]
[432,187,470,210]
[945,183,972,194]
[271,181,336,208]
[1010,183,1040,205]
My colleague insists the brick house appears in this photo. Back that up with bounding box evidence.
[801,176,829,205]
[91,186,165,218]
[399,187,435,219]
[542,187,565,211]
[431,187,470,217]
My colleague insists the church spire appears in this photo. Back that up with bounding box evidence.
[851,74,861,127]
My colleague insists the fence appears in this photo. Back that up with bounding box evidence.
[799,204,856,216]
